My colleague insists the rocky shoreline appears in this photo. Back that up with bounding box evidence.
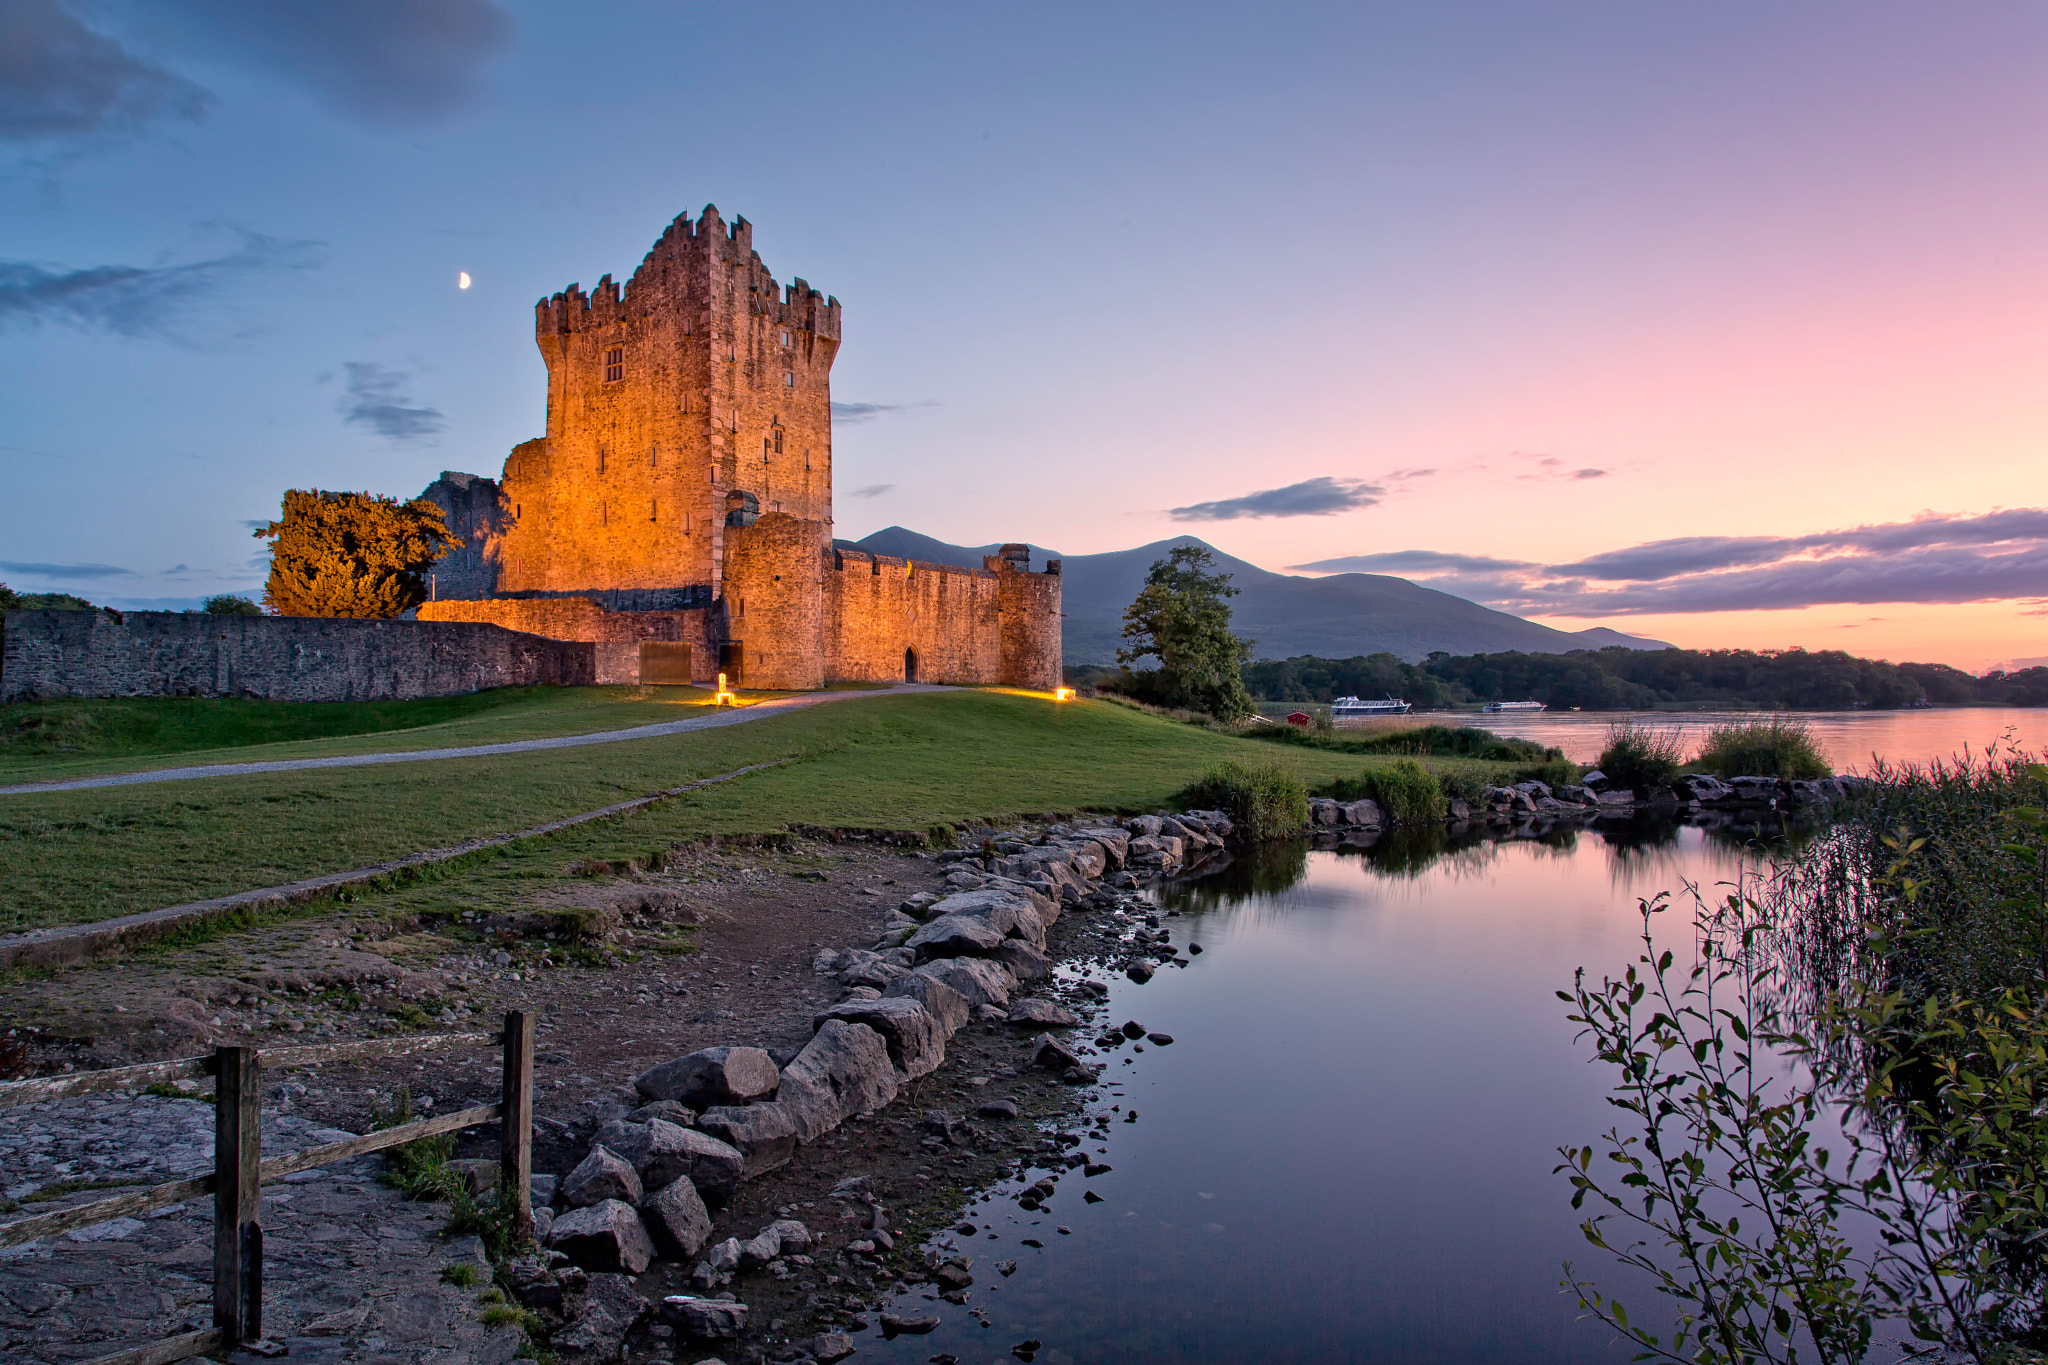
[492,811,1232,1363]
[1303,770,1872,838]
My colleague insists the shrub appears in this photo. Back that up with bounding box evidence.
[1691,716,1831,779]
[1364,758,1447,826]
[1435,768,1488,808]
[1510,756,1581,789]
[202,594,262,616]
[1178,759,1308,841]
[1594,720,1686,795]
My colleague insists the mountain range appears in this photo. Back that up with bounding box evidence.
[844,528,1670,664]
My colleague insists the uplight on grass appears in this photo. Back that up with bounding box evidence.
[714,673,740,708]
[1054,687,1075,702]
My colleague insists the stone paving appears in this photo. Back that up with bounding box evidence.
[0,1093,520,1364]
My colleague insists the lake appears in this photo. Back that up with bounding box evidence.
[1397,706,2042,771]
[841,818,1836,1364]
[832,715,2048,1363]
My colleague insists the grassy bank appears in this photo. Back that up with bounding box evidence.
[0,690,1520,934]
[0,685,835,784]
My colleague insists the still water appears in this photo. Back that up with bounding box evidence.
[1448,705,2041,770]
[849,823,1795,1364]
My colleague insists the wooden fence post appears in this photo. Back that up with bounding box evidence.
[212,1046,261,1349]
[500,1011,534,1237]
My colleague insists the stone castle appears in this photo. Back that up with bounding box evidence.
[414,205,1061,692]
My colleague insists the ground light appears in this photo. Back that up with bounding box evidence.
[1055,688,1075,701]
[714,673,740,707]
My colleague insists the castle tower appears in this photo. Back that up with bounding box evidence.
[722,512,825,690]
[491,206,841,604]
[988,544,1064,690]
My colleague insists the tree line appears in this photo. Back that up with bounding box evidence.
[1241,646,2048,709]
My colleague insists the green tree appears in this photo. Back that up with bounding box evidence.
[1118,545,1255,720]
[201,594,262,616]
[256,490,453,618]
[0,583,20,610]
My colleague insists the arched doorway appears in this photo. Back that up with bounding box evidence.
[903,647,918,683]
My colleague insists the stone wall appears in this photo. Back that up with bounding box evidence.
[823,549,1004,685]
[416,597,707,685]
[1,610,593,703]
[990,549,1064,691]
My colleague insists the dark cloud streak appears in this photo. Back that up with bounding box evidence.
[160,0,512,126]
[1319,508,2048,617]
[0,559,136,579]
[338,361,444,442]
[1170,476,1382,521]
[0,230,322,340]
[0,0,209,142]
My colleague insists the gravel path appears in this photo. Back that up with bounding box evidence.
[0,1092,519,1364]
[0,684,954,796]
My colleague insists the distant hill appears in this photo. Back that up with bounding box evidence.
[845,528,1670,663]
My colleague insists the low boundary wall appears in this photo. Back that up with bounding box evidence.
[0,610,594,703]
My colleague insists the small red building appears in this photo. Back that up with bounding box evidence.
[1286,711,1313,727]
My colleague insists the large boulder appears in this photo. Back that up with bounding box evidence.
[836,948,911,988]
[1340,799,1384,827]
[662,1295,748,1341]
[591,1122,742,1206]
[547,1199,655,1275]
[905,914,1008,959]
[634,1047,780,1111]
[1006,998,1080,1028]
[913,957,1017,1010]
[552,1273,651,1362]
[881,971,971,1036]
[1308,798,1342,827]
[639,1175,713,1261]
[814,997,946,1079]
[775,1020,899,1142]
[561,1145,641,1209]
[990,939,1051,981]
[595,1118,719,1193]
[694,1103,800,1179]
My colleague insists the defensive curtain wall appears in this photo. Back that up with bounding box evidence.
[0,610,592,703]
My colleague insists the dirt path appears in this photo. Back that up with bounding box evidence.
[0,683,954,796]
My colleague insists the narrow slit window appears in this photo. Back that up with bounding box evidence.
[649,499,658,521]
[763,436,772,463]
[780,330,791,346]
[604,346,624,382]
[782,371,795,387]
[772,427,784,454]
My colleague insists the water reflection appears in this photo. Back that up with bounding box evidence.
[850,818,1820,1364]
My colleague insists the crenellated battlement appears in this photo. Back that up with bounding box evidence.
[534,203,841,339]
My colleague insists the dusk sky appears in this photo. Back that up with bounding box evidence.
[3,1,2043,670]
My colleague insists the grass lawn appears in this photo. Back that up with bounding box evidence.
[0,684,821,784]
[0,690,1521,935]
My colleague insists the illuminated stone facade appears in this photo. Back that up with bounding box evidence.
[417,206,1060,691]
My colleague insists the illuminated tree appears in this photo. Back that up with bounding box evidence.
[255,490,452,618]
[1118,545,1255,721]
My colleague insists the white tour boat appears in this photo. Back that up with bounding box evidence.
[1331,695,1413,718]
[1482,701,1548,713]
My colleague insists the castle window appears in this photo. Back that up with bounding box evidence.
[772,427,784,454]
[782,371,795,387]
[649,499,657,521]
[604,347,623,382]
[597,447,606,473]
[780,330,791,346]
[762,436,772,463]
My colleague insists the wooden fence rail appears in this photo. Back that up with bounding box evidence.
[0,1011,534,1365]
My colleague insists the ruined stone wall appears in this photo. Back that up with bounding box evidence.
[823,550,1004,685]
[415,598,707,685]
[491,205,840,600]
[416,470,507,600]
[721,513,824,690]
[0,611,593,703]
